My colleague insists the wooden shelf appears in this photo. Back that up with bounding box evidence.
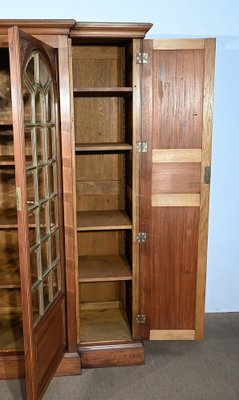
[77,210,132,231]
[0,209,17,228]
[0,120,13,127]
[80,307,131,342]
[0,312,23,350]
[0,155,15,166]
[73,87,132,97]
[75,142,132,152]
[78,255,132,282]
[0,261,20,289]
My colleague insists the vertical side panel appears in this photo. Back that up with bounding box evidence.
[195,39,216,339]
[58,36,79,351]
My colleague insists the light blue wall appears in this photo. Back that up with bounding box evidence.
[1,0,239,312]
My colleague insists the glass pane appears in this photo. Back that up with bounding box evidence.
[52,264,60,297]
[41,239,50,276]
[30,248,39,285]
[43,275,51,310]
[46,83,54,123]
[39,55,50,88]
[32,287,41,324]
[25,56,35,84]
[23,89,32,123]
[26,171,36,206]
[48,163,56,195]
[36,128,45,163]
[39,202,49,239]
[47,127,55,160]
[25,129,34,167]
[51,230,59,265]
[35,91,44,123]
[38,167,47,201]
[28,210,38,246]
[50,197,58,230]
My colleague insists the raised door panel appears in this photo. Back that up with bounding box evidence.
[139,39,215,340]
[8,27,66,399]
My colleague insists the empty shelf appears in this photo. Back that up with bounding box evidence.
[0,312,23,350]
[77,210,132,231]
[78,255,132,282]
[0,155,15,166]
[75,142,133,152]
[0,209,18,228]
[74,87,132,97]
[80,307,131,343]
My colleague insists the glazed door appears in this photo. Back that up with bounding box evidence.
[8,27,66,399]
[139,39,215,341]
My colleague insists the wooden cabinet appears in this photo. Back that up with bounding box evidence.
[0,20,215,399]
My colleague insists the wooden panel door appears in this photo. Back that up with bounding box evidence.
[139,39,215,341]
[8,27,66,399]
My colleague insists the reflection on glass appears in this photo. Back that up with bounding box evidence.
[26,56,35,84]
[47,128,55,160]
[46,83,54,123]
[39,55,49,87]
[43,275,51,310]
[52,264,60,297]
[50,197,57,230]
[38,167,47,201]
[36,128,45,162]
[41,239,49,276]
[23,89,32,124]
[51,230,59,264]
[28,210,38,246]
[48,163,55,194]
[39,203,48,239]
[32,287,41,324]
[25,129,34,167]
[26,171,35,205]
[30,249,39,285]
[35,91,44,123]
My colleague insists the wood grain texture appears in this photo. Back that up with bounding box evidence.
[195,39,216,340]
[78,255,132,282]
[80,342,144,368]
[150,329,195,340]
[77,210,132,231]
[152,163,201,193]
[152,149,202,163]
[152,48,204,149]
[80,308,131,342]
[0,353,25,379]
[153,39,205,50]
[70,22,152,38]
[152,194,200,207]
[54,352,81,376]
[58,36,79,353]
[75,143,132,152]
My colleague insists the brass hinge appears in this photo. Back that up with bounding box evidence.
[16,187,22,211]
[136,232,147,243]
[136,52,148,64]
[204,166,211,184]
[136,141,148,153]
[136,314,146,324]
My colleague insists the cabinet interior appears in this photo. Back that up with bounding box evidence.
[72,40,134,343]
[0,48,23,350]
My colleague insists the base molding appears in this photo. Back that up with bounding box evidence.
[80,342,145,368]
[55,352,81,376]
[150,329,195,340]
[0,352,81,380]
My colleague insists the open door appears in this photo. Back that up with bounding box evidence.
[8,27,66,399]
[139,39,215,341]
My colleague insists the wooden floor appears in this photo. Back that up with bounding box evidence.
[80,308,131,342]
[0,313,23,350]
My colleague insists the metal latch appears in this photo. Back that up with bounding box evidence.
[136,141,148,153]
[204,166,211,184]
[136,52,148,64]
[16,187,22,211]
[136,314,146,324]
[136,232,147,243]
